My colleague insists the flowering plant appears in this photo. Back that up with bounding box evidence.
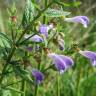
[0,0,95,96]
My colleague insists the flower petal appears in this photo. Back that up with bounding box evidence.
[32,69,44,84]
[91,59,96,66]
[79,50,96,60]
[48,53,66,74]
[59,55,74,69]
[27,46,33,51]
[39,25,49,38]
[24,34,43,42]
[48,53,74,74]
[65,16,89,28]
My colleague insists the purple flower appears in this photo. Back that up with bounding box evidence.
[32,69,44,84]
[79,50,96,66]
[65,16,89,28]
[39,24,54,38]
[48,53,74,74]
[27,46,33,51]
[39,25,49,38]
[24,34,43,42]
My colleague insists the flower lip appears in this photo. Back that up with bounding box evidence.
[79,50,96,59]
[81,16,89,24]
[32,69,44,84]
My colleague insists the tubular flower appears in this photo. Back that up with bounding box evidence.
[79,50,96,66]
[39,24,54,38]
[64,16,89,28]
[24,34,43,42]
[58,38,65,51]
[48,53,74,74]
[32,69,44,84]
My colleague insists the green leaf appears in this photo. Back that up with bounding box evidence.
[22,0,35,27]
[0,32,11,48]
[5,87,24,94]
[55,1,81,7]
[0,32,11,58]
[44,8,71,17]
[13,65,33,84]
[2,89,12,96]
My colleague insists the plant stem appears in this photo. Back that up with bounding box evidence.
[43,0,48,24]
[57,73,60,96]
[0,47,16,85]
[34,84,38,96]
[2,80,22,89]
[21,52,28,96]
[21,79,26,96]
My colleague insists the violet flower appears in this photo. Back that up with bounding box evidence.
[79,50,96,66]
[24,34,43,42]
[64,16,89,28]
[39,24,54,38]
[27,46,33,51]
[32,69,44,84]
[48,53,74,74]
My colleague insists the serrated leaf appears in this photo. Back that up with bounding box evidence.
[44,8,71,17]
[0,32,11,58]
[0,32,11,48]
[22,0,35,27]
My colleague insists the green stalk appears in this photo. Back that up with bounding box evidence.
[2,80,22,89]
[21,52,28,96]
[56,73,60,96]
[21,79,26,96]
[11,23,14,43]
[0,47,16,85]
[76,68,82,96]
[34,84,38,96]
[43,0,48,24]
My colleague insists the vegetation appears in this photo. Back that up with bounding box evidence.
[0,0,96,96]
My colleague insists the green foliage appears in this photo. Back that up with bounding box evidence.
[0,0,96,96]
[44,8,71,17]
[0,32,11,58]
[13,64,33,84]
[22,0,35,27]
[0,32,11,48]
